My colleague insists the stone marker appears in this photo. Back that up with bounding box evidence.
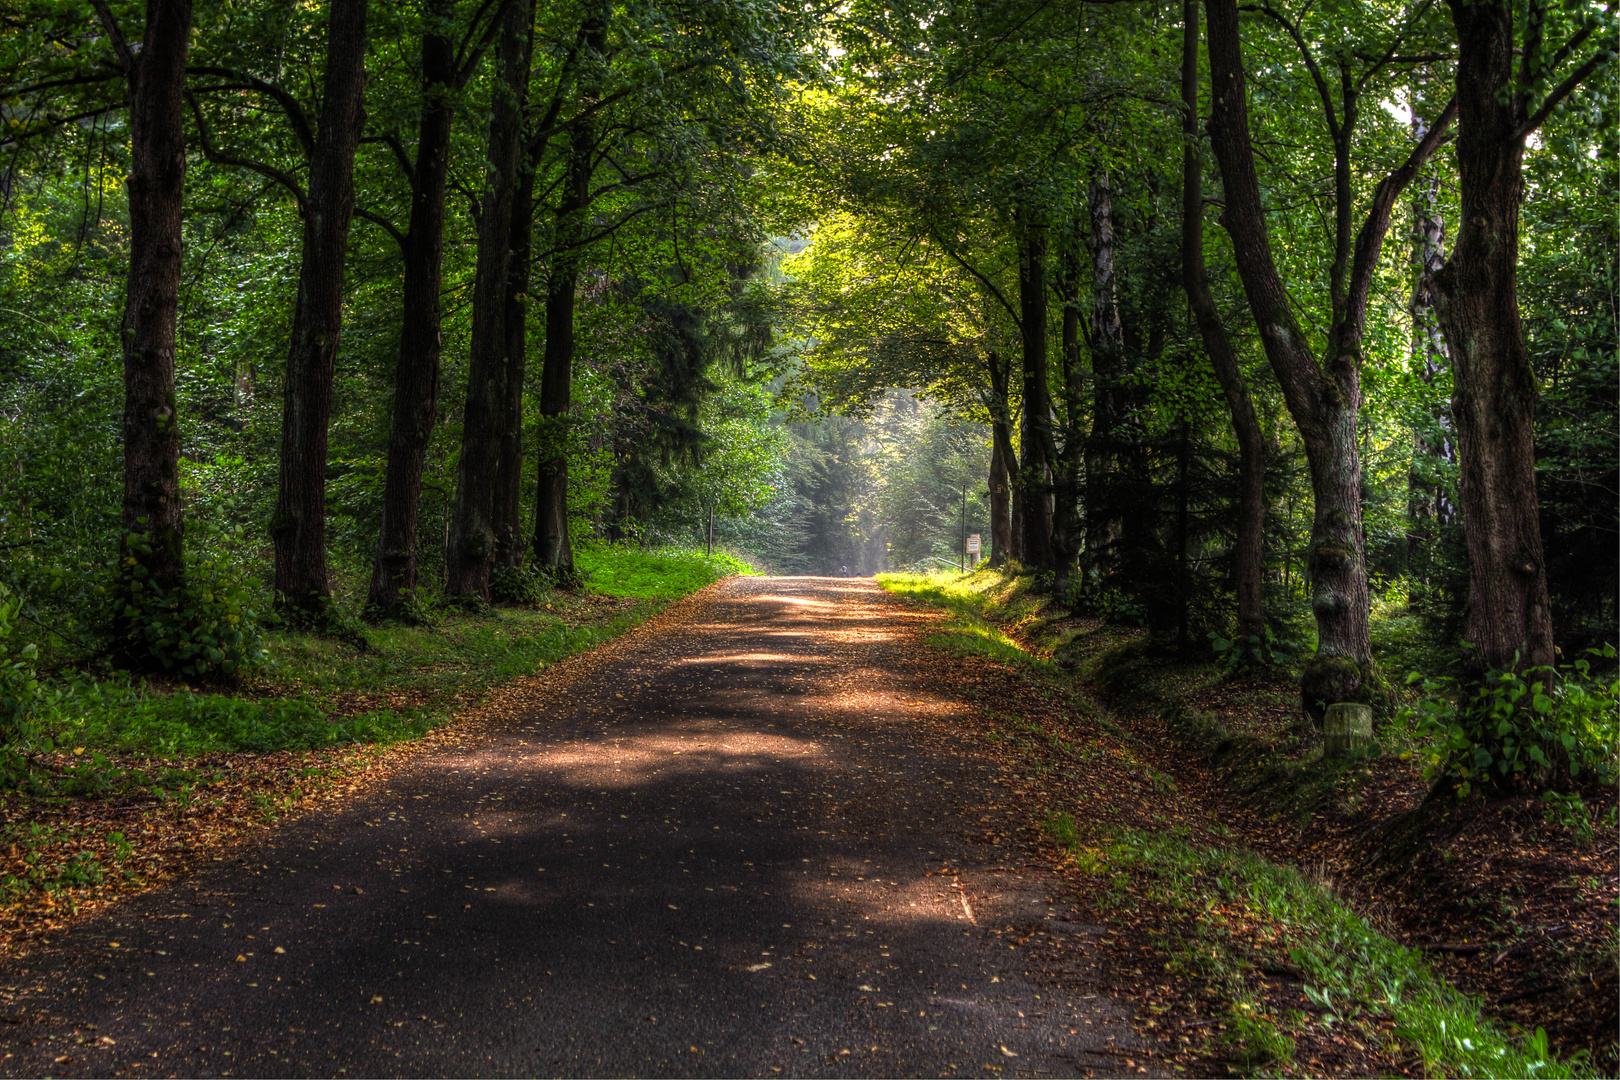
[1323,702,1374,759]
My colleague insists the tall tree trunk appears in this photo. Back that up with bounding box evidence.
[101,0,192,638]
[271,0,369,616]
[533,129,592,573]
[1016,207,1055,570]
[533,16,604,576]
[1205,0,1454,718]
[1084,168,1125,578]
[493,162,534,571]
[1181,0,1266,645]
[1406,95,1455,567]
[447,0,530,601]
[368,13,456,620]
[1431,0,1556,680]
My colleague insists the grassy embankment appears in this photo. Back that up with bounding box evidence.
[0,544,748,928]
[877,567,1596,1079]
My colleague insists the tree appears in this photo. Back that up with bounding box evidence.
[91,0,193,647]
[446,0,532,602]
[268,0,369,618]
[368,0,513,620]
[1430,0,1614,682]
[1203,0,1457,717]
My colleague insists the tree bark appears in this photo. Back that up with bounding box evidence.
[1431,0,1556,678]
[1016,207,1055,570]
[368,10,457,619]
[1181,0,1266,644]
[493,161,535,571]
[271,0,369,616]
[102,0,192,627]
[532,16,604,576]
[1205,0,1454,717]
[447,0,531,601]
[532,138,590,572]
[1084,168,1125,578]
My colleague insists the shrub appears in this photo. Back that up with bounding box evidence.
[111,553,268,680]
[490,563,552,606]
[1399,645,1619,796]
[0,584,42,744]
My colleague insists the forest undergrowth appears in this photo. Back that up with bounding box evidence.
[878,567,1617,1078]
[0,545,748,958]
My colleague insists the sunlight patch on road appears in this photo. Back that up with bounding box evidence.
[527,728,828,789]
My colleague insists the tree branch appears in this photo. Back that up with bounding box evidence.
[185,65,315,154]
[455,0,514,87]
[1242,3,1340,140]
[1514,47,1607,140]
[355,207,407,253]
[87,0,134,78]
[361,132,415,184]
[1344,96,1457,335]
[0,104,123,147]
[184,93,307,210]
[928,226,1020,324]
[5,70,123,98]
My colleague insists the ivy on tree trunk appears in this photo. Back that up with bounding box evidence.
[97,0,192,639]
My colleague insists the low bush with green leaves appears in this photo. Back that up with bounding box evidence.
[111,548,269,680]
[1398,646,1618,796]
[0,584,42,744]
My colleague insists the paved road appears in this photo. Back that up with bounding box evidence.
[0,578,1159,1078]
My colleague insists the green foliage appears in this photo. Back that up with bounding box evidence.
[1399,646,1620,796]
[1209,629,1292,670]
[113,543,268,680]
[0,585,42,744]
[1539,791,1596,846]
[489,563,554,607]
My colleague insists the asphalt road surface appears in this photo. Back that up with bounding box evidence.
[0,577,1163,1078]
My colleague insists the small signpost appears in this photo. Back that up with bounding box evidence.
[966,534,981,566]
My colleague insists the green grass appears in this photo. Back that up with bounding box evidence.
[1045,814,1593,1078]
[876,570,1066,678]
[576,542,752,599]
[30,544,748,760]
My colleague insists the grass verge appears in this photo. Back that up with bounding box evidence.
[875,569,1066,679]
[1046,814,1592,1078]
